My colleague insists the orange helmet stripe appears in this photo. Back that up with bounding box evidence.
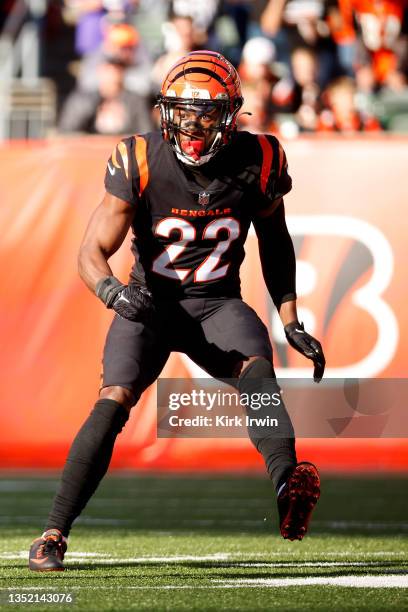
[161,51,242,107]
[168,67,228,86]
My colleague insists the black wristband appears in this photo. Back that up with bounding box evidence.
[95,276,124,308]
[284,320,303,336]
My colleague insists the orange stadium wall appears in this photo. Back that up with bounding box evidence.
[1,136,407,473]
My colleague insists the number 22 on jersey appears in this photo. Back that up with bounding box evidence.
[152,217,240,282]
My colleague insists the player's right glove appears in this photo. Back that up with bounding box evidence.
[95,276,154,323]
[284,321,326,383]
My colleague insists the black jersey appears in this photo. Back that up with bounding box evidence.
[104,130,292,299]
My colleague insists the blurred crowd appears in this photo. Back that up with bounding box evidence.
[5,0,408,136]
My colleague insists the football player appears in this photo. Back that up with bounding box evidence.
[29,51,324,571]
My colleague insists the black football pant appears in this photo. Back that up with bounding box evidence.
[46,297,296,536]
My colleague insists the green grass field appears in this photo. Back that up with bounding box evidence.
[0,473,407,611]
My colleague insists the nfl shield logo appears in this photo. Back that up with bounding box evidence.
[198,191,210,207]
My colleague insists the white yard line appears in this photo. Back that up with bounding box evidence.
[0,575,407,589]
[214,575,408,588]
[1,551,406,561]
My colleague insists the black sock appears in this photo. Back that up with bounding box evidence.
[45,399,129,537]
[238,358,297,493]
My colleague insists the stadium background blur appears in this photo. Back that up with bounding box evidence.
[1,0,407,475]
[2,0,408,137]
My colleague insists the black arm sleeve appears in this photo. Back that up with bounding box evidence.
[253,202,297,310]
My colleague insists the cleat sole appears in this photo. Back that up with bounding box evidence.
[279,462,320,541]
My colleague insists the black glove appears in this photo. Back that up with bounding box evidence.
[95,276,154,323]
[284,321,326,383]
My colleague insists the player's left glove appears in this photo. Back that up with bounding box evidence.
[95,276,154,323]
[284,321,325,383]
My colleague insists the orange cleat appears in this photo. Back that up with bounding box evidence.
[28,529,67,572]
[278,462,320,541]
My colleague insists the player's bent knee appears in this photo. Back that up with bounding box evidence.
[239,356,275,380]
[238,357,277,395]
[99,386,136,411]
